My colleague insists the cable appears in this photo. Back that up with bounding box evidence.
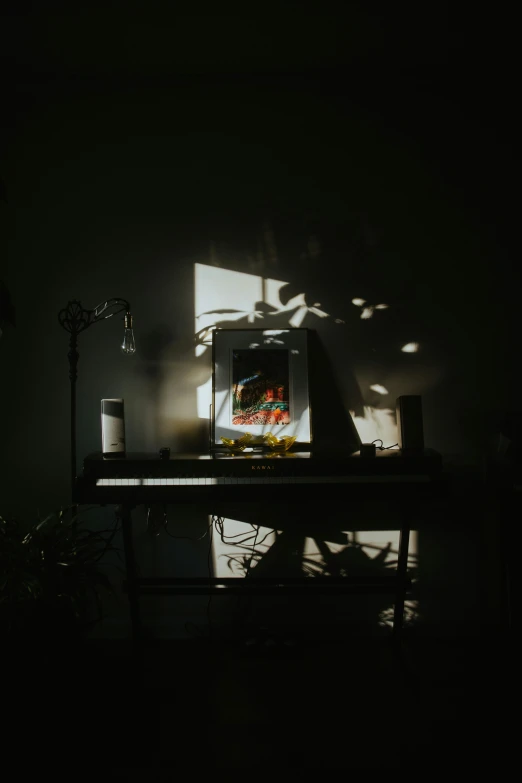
[213,515,268,547]
[236,524,261,639]
[162,506,213,541]
[145,505,212,540]
[372,439,400,450]
[206,514,215,637]
[214,515,257,542]
[89,515,122,562]
[244,525,260,579]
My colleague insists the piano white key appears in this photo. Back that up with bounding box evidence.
[93,471,431,489]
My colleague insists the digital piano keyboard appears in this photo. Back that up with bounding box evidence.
[73,449,443,505]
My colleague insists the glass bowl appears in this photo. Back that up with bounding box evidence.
[263,433,297,452]
[220,433,254,453]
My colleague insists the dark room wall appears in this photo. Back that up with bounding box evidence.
[1,78,506,511]
[0,26,515,640]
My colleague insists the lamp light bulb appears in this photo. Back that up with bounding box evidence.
[121,313,136,355]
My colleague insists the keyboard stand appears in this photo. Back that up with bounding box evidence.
[74,449,444,646]
[112,478,442,648]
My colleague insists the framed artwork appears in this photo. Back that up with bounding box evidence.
[211,328,312,447]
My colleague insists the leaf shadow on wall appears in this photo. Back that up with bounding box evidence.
[211,507,407,641]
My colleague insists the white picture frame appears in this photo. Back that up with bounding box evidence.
[211,328,312,447]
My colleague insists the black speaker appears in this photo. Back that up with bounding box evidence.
[396,395,424,454]
[101,398,126,456]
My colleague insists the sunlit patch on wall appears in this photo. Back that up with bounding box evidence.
[352,298,389,319]
[197,376,213,420]
[194,264,265,357]
[211,518,278,578]
[350,406,397,446]
[401,342,419,353]
[194,263,405,445]
[194,263,336,420]
[211,517,418,631]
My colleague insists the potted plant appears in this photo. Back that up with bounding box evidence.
[0,506,121,640]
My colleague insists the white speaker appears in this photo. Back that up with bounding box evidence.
[101,398,126,455]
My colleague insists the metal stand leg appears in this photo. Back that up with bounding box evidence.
[393,517,411,644]
[119,504,142,642]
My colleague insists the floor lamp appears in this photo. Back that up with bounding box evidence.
[58,298,136,499]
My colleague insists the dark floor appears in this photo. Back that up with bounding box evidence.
[6,625,516,773]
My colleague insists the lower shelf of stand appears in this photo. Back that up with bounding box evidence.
[123,575,412,596]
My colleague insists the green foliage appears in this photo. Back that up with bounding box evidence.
[0,506,121,637]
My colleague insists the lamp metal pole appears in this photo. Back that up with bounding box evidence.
[58,298,131,501]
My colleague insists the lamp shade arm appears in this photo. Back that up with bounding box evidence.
[93,298,131,322]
